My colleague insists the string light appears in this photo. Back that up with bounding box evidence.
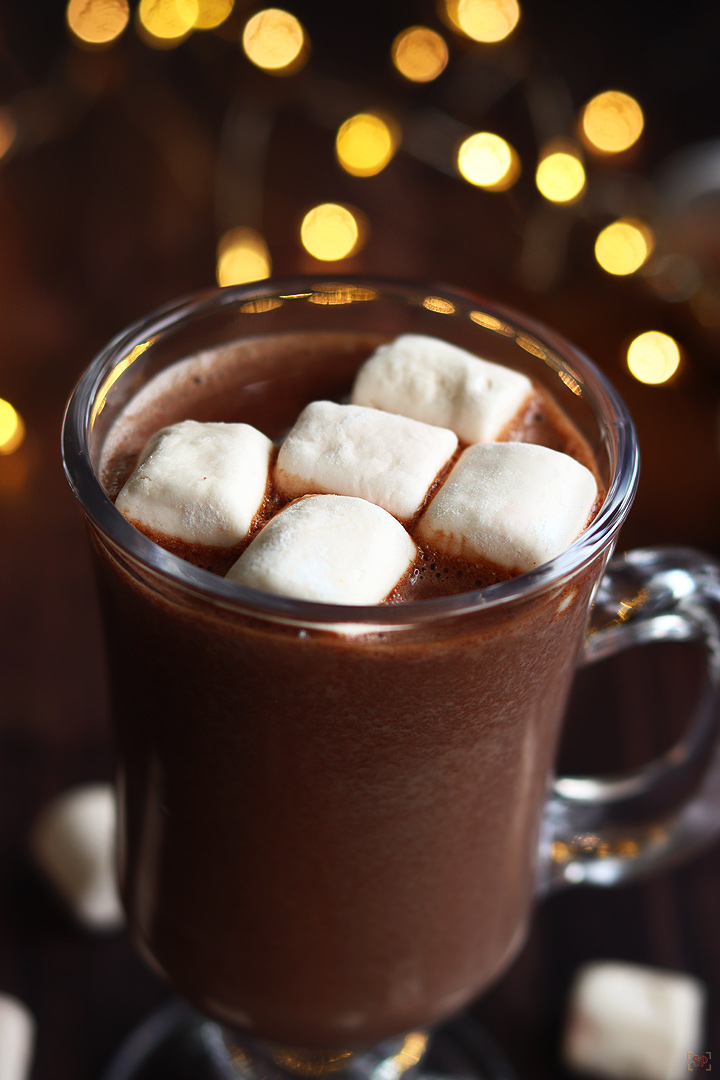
[445,0,520,43]
[193,0,233,29]
[595,219,653,276]
[336,113,399,178]
[242,9,308,74]
[391,27,448,82]
[627,331,681,385]
[456,132,519,190]
[0,400,25,455]
[137,0,198,46]
[66,0,130,45]
[535,140,586,203]
[216,228,271,286]
[581,91,644,153]
[300,204,364,261]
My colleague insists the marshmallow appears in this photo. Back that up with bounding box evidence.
[0,996,34,1080]
[275,401,457,521]
[562,961,705,1080]
[116,420,273,547]
[351,334,533,444]
[29,784,124,931]
[417,442,597,572]
[226,495,417,605]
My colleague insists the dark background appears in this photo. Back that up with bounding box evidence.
[1,1,720,1076]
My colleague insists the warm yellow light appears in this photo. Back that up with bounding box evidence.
[0,399,25,455]
[627,331,681,385]
[194,0,233,29]
[216,228,271,286]
[581,91,644,154]
[423,297,455,314]
[0,108,17,159]
[447,0,520,42]
[242,9,307,73]
[137,0,199,42]
[595,218,653,276]
[469,311,514,335]
[456,132,519,190]
[391,26,448,82]
[300,204,362,262]
[67,0,130,44]
[335,113,399,178]
[535,142,586,203]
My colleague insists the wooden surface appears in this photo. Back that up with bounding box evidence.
[1,4,720,1077]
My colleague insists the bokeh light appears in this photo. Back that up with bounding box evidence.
[581,91,644,153]
[445,0,520,42]
[456,132,519,190]
[0,109,17,160]
[0,399,25,455]
[300,204,364,261]
[595,218,654,276]
[627,331,681,385]
[137,0,198,45]
[216,228,271,286]
[242,9,308,73]
[535,141,586,203]
[392,26,448,82]
[66,0,130,44]
[194,0,233,29]
[336,113,399,178]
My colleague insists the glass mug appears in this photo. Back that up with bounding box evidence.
[62,279,720,1079]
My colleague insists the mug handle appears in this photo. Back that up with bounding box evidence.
[538,546,720,894]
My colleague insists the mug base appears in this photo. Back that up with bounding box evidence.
[100,1001,520,1080]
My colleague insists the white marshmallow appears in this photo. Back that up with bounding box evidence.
[417,442,597,572]
[562,961,705,1080]
[226,495,417,605]
[275,401,457,522]
[116,420,273,547]
[0,996,34,1080]
[29,784,124,931]
[351,333,533,444]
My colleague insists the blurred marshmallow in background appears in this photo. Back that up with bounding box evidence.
[0,994,35,1080]
[29,783,124,932]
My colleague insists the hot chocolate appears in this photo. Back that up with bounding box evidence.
[92,327,605,1049]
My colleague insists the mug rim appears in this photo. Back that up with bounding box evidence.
[61,275,640,628]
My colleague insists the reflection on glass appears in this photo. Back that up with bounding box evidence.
[595,219,653,276]
[242,8,308,74]
[581,90,644,154]
[469,311,514,336]
[239,298,284,314]
[627,331,681,385]
[391,26,448,82]
[66,0,130,44]
[216,227,271,286]
[308,284,378,305]
[422,296,455,313]
[535,141,586,203]
[456,131,519,190]
[0,399,25,455]
[336,113,399,178]
[300,204,363,261]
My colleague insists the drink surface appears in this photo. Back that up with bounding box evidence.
[94,330,605,1048]
[101,330,602,600]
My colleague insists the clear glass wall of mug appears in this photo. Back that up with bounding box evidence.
[63,279,720,1079]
